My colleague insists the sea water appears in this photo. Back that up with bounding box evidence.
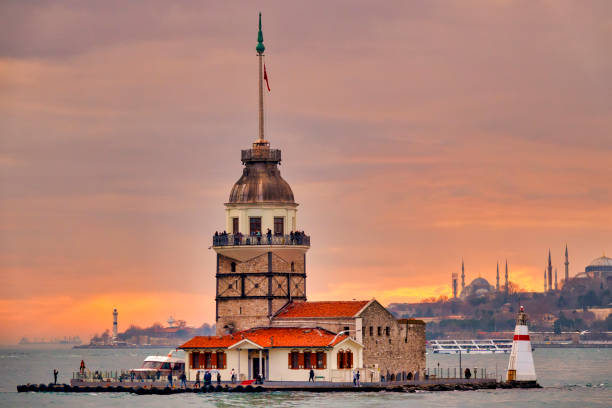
[0,346,610,407]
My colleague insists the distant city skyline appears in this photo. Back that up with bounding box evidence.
[1,1,611,344]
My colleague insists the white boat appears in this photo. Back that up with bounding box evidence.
[428,339,512,354]
[130,350,185,379]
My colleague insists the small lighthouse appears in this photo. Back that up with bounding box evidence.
[112,308,118,342]
[506,306,537,383]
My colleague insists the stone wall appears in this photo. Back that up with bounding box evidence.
[216,251,307,336]
[270,301,426,377]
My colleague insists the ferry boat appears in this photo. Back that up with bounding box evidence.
[129,351,185,379]
[428,339,512,354]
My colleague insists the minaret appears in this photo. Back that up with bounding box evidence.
[505,260,509,293]
[543,269,547,292]
[213,14,310,335]
[461,259,465,292]
[452,272,458,298]
[547,250,553,292]
[496,262,500,291]
[554,267,558,290]
[564,244,569,283]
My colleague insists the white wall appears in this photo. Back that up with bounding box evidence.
[225,205,298,235]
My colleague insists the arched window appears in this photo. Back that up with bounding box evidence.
[231,262,236,272]
[291,262,295,272]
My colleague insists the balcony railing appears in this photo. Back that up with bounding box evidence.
[241,148,281,163]
[213,233,310,247]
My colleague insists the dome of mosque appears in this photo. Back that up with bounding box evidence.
[587,255,612,268]
[460,277,494,299]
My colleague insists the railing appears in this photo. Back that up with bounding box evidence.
[213,234,310,247]
[241,148,281,163]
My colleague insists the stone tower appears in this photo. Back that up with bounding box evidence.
[213,14,310,335]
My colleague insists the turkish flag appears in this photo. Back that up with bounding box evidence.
[264,64,271,92]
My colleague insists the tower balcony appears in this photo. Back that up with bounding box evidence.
[213,233,309,247]
[241,148,281,163]
[212,233,309,261]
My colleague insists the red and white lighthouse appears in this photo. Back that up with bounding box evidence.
[506,306,537,382]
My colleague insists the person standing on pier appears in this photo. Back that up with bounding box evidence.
[180,372,187,389]
[53,369,58,385]
[356,370,360,387]
[195,371,201,388]
[309,368,315,382]
[231,368,236,383]
[167,371,173,388]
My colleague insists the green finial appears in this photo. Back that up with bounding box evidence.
[256,12,265,55]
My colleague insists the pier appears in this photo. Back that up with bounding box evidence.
[17,378,540,394]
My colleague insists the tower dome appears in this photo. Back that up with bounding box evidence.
[228,142,295,204]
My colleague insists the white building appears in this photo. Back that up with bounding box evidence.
[179,327,363,382]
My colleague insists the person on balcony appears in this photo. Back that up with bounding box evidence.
[290,231,295,244]
[266,228,272,244]
[256,230,262,244]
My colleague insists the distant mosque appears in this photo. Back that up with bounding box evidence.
[452,259,509,299]
[542,246,611,292]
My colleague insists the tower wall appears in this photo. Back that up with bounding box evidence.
[216,252,306,335]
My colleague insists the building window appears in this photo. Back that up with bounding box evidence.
[232,217,239,234]
[249,217,261,235]
[369,326,373,336]
[228,284,233,289]
[343,326,350,334]
[231,262,236,272]
[377,326,382,336]
[204,352,212,369]
[316,351,326,369]
[304,351,312,369]
[337,350,353,369]
[291,262,295,272]
[289,351,300,369]
[274,217,284,236]
[254,283,259,288]
[385,327,390,336]
[191,352,200,369]
[216,351,226,369]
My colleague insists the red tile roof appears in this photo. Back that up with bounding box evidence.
[178,327,348,349]
[275,300,370,318]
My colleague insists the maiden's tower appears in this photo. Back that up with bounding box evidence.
[213,14,310,335]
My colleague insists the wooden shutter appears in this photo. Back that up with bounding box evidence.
[298,352,305,369]
[191,352,199,369]
[337,351,343,369]
[342,351,348,368]
[211,352,217,368]
[222,352,227,369]
[311,353,317,369]
[322,352,327,369]
[288,353,292,369]
[347,351,353,368]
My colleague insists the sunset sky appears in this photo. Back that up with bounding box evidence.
[1,1,611,344]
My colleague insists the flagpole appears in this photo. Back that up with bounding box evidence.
[256,13,266,143]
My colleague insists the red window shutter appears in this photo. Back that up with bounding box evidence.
[222,352,227,369]
[347,351,353,368]
[342,351,348,368]
[211,352,217,368]
[288,353,292,369]
[191,352,199,369]
[322,352,327,369]
[310,353,317,369]
[337,351,342,369]
[298,352,305,369]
